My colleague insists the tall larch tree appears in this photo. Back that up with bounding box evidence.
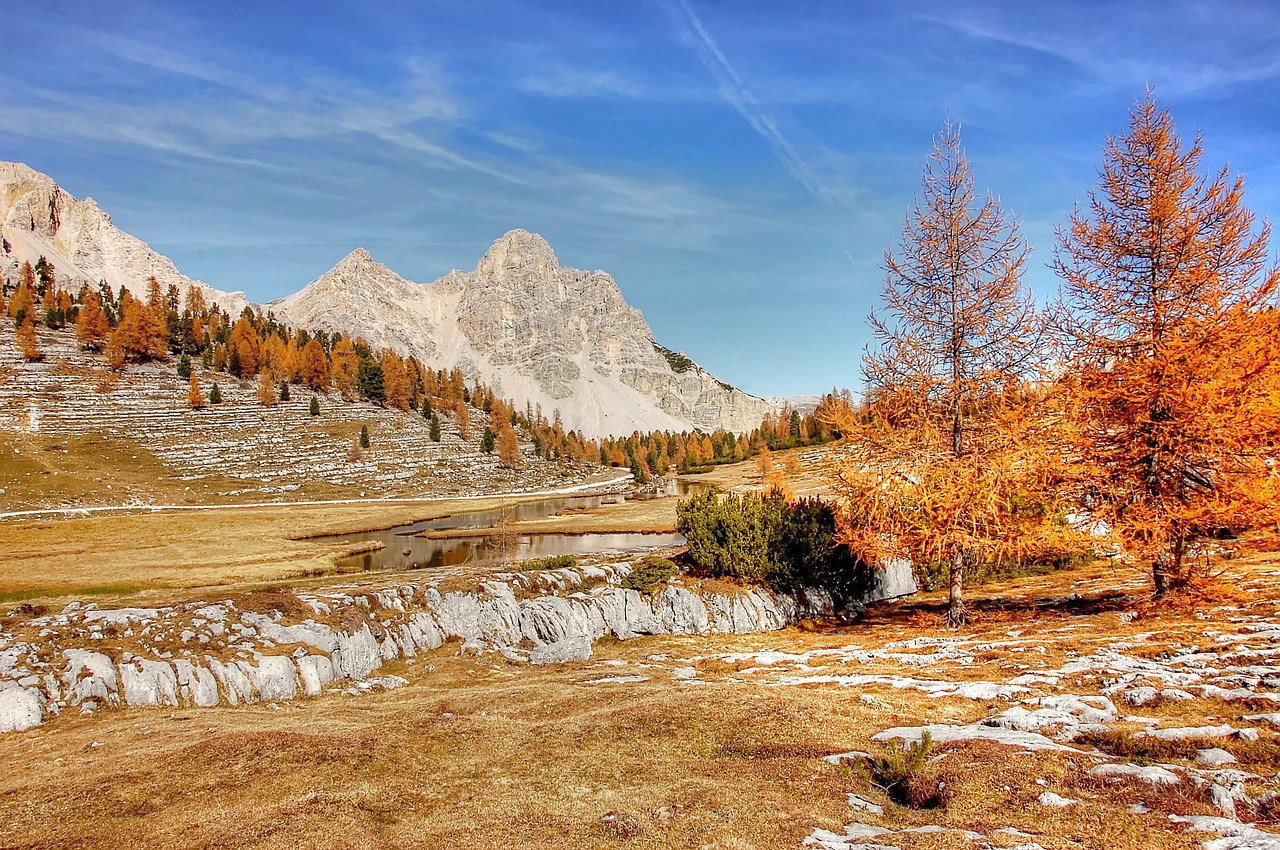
[833,119,1056,627]
[187,372,205,409]
[497,423,521,468]
[1052,93,1280,596]
[299,339,329,391]
[75,290,111,351]
[15,318,42,362]
[330,337,359,400]
[382,351,411,411]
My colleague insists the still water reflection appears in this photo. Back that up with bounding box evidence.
[311,486,696,573]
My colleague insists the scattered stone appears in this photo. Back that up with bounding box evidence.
[1198,748,1239,768]
[1090,763,1182,785]
[1037,791,1076,807]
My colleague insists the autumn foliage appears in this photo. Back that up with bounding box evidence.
[833,119,1063,626]
[1052,94,1280,594]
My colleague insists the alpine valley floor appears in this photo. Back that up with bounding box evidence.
[5,537,1280,849]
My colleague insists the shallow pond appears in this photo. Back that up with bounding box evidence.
[312,485,695,572]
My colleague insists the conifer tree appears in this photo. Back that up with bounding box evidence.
[75,290,110,351]
[1052,93,1280,595]
[256,371,278,406]
[309,395,320,417]
[208,382,223,404]
[330,338,359,400]
[8,275,35,324]
[481,425,496,454]
[279,382,290,402]
[299,339,329,390]
[497,424,520,468]
[15,319,41,362]
[834,119,1054,627]
[187,372,205,409]
[359,423,371,449]
[429,413,441,442]
[382,352,410,410]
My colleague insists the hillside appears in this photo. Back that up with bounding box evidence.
[0,324,617,515]
[0,162,772,439]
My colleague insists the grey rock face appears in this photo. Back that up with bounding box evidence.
[119,659,179,707]
[207,657,256,705]
[240,613,339,653]
[240,656,297,702]
[530,636,593,665]
[62,650,119,707]
[297,655,337,696]
[334,625,382,681]
[270,230,770,438]
[173,660,220,708]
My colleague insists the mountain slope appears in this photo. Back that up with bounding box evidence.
[0,161,769,439]
[0,161,248,316]
[271,230,771,438]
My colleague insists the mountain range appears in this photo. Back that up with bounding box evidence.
[0,161,770,438]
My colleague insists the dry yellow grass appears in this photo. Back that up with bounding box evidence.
[0,494,578,602]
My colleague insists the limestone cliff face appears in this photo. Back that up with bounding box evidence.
[271,230,771,438]
[0,162,248,316]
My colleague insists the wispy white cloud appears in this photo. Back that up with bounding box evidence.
[0,42,527,185]
[518,68,645,98]
[658,0,843,204]
[918,2,1280,96]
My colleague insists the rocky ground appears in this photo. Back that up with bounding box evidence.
[4,542,1280,848]
[0,326,613,514]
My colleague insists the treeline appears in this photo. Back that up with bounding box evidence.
[0,267,533,465]
[598,391,856,482]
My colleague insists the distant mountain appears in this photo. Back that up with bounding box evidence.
[0,162,248,316]
[0,161,770,439]
[270,231,771,438]
[766,395,822,414]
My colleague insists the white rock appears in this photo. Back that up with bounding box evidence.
[1090,763,1182,785]
[296,655,337,696]
[239,656,297,702]
[172,659,219,707]
[118,659,178,707]
[873,724,1082,752]
[1037,791,1076,807]
[530,636,593,665]
[333,624,382,680]
[1198,748,1239,767]
[0,681,42,732]
[61,649,119,706]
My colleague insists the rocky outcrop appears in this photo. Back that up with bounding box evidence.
[0,161,248,316]
[270,231,772,438]
[0,556,911,733]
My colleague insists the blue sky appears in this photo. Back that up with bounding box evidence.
[3,1,1279,398]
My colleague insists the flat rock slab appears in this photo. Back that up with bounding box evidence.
[873,724,1084,752]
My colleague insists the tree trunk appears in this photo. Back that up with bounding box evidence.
[1153,539,1185,597]
[946,549,967,628]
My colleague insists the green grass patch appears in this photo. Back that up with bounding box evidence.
[520,554,577,572]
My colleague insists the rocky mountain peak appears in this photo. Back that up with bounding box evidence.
[475,229,559,280]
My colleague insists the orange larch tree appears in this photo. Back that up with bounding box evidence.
[187,372,205,409]
[1052,93,1280,595]
[497,423,521,468]
[833,119,1057,627]
[15,318,42,362]
[75,290,111,351]
[299,339,329,391]
[330,337,359,400]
